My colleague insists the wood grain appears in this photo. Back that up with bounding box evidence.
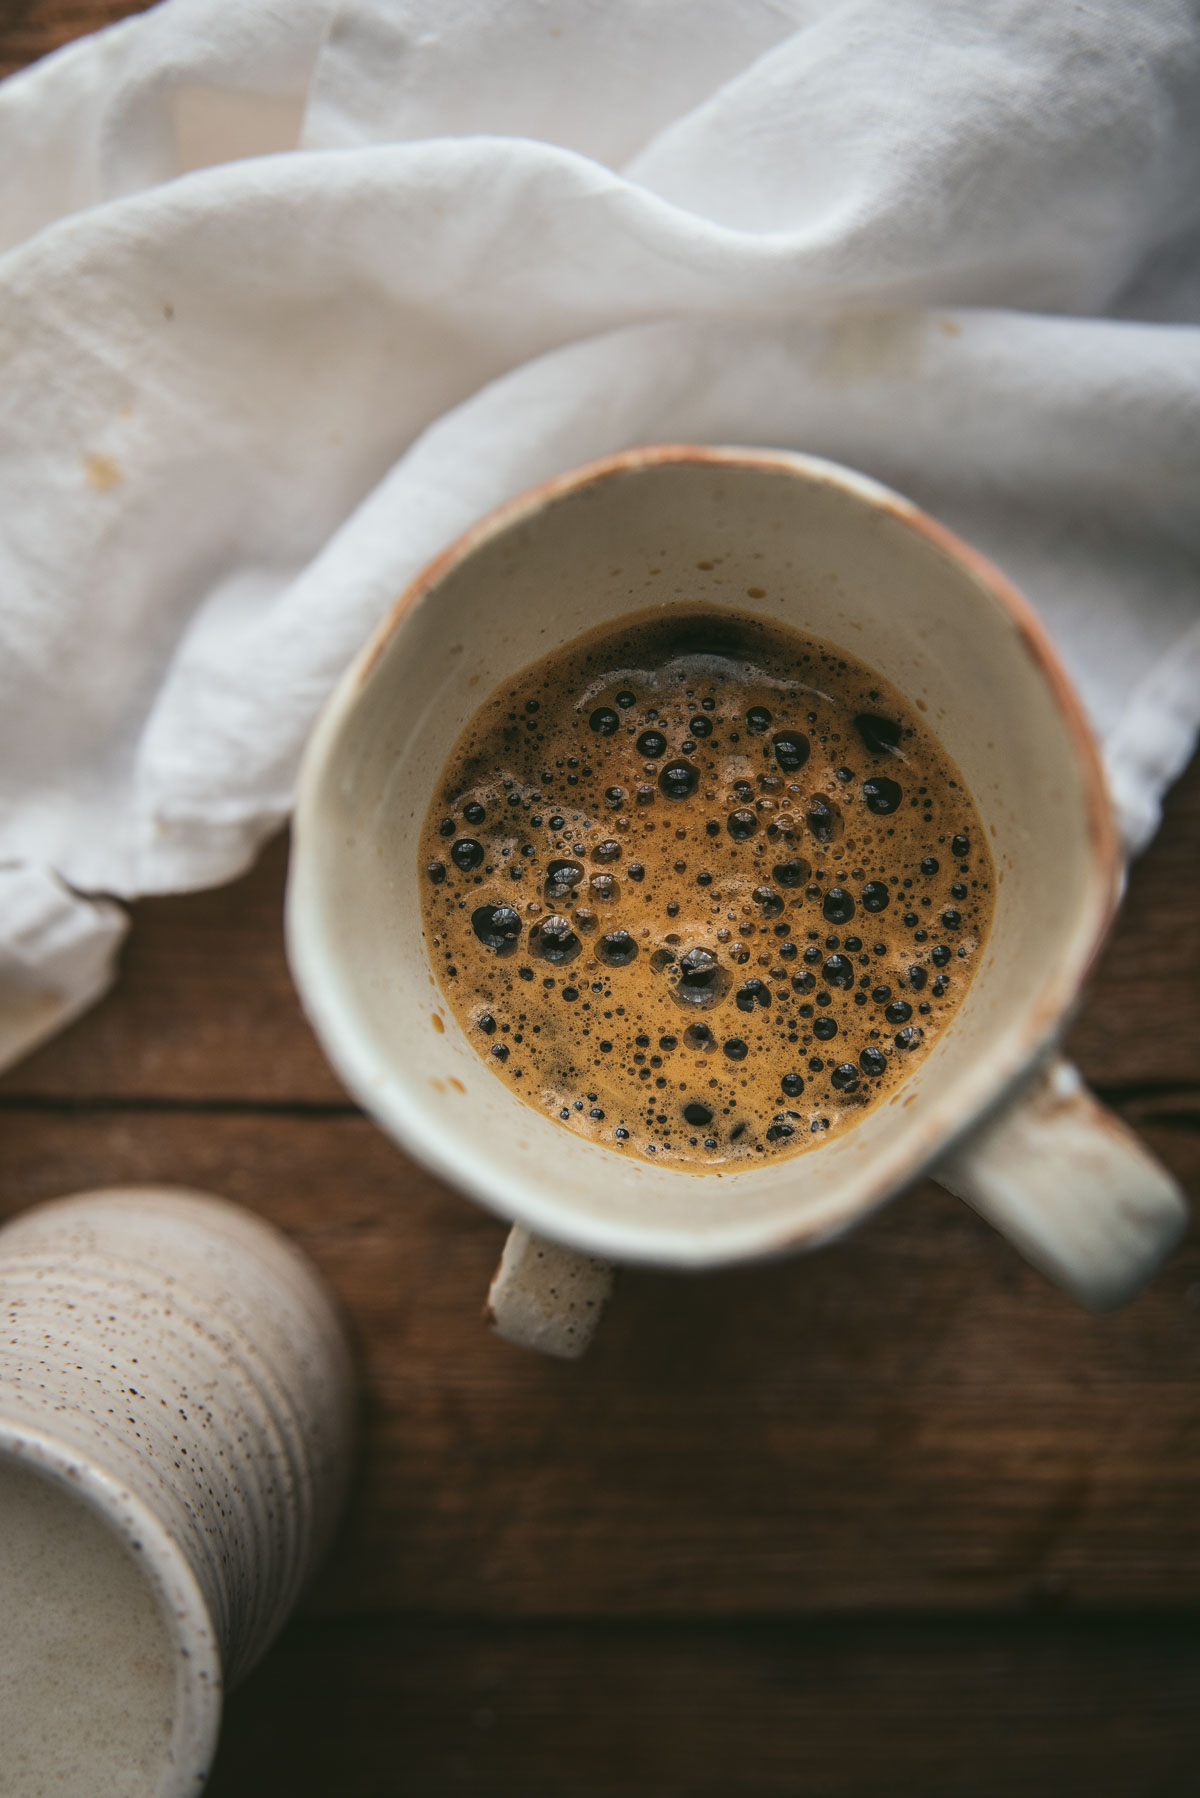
[0,0,152,78]
[0,833,345,1103]
[2,1107,1196,1617]
[206,1615,1200,1798]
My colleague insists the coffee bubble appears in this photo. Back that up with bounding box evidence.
[853,714,901,755]
[672,947,731,1009]
[863,777,902,815]
[471,903,522,952]
[659,760,699,800]
[451,838,484,872]
[545,859,584,901]
[531,915,581,963]
[807,796,842,843]
[823,955,854,989]
[596,929,638,967]
[773,858,811,888]
[772,730,810,772]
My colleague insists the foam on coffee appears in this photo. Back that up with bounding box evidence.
[0,1456,176,1797]
[419,607,993,1169]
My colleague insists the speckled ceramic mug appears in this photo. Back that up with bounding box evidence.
[287,446,1187,1357]
[0,1185,355,1797]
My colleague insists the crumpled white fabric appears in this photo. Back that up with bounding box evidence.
[1,0,1198,1072]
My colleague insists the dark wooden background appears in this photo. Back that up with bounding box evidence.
[3,6,1199,1792]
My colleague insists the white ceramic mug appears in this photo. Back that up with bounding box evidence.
[286,446,1187,1357]
[0,1185,355,1795]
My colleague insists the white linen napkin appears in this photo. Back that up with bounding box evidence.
[1,0,1198,1072]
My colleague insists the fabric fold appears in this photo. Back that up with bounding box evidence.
[0,866,127,1071]
[0,0,1196,1074]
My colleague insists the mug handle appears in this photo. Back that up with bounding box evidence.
[934,1057,1187,1310]
[486,1224,615,1359]
[486,1057,1188,1356]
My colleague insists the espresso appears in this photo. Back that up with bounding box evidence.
[418,608,993,1170]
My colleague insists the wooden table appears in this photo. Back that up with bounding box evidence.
[3,7,1199,1792]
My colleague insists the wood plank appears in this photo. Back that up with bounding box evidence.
[1066,750,1200,1087]
[0,0,152,79]
[206,1614,1200,1798]
[2,1107,1197,1616]
[0,835,346,1104]
[5,753,1198,1104]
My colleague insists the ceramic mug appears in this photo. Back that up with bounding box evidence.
[286,446,1187,1357]
[0,1185,355,1795]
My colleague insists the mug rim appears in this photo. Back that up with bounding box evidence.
[0,1422,222,1798]
[287,444,1123,1266]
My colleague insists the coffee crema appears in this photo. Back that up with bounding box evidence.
[418,607,993,1170]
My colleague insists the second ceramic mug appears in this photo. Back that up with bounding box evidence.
[0,1185,355,1793]
[287,447,1187,1355]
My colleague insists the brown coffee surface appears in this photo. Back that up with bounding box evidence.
[418,607,993,1170]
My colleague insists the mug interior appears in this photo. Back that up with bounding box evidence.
[288,449,1118,1266]
[0,1429,221,1798]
